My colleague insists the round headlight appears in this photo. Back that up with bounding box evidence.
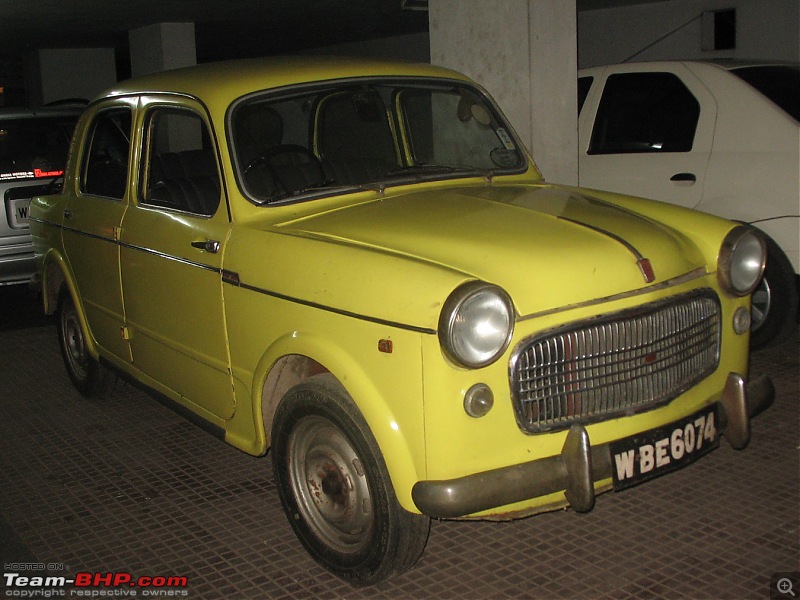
[439,282,514,368]
[718,227,766,296]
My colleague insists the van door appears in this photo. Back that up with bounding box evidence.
[578,64,716,209]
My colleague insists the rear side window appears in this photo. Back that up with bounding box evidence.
[82,109,132,199]
[731,65,800,123]
[589,72,700,154]
[0,115,77,182]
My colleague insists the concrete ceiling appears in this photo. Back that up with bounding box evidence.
[0,0,669,66]
[3,0,425,64]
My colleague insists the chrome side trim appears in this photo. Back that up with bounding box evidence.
[58,223,222,274]
[38,218,435,335]
[223,272,437,335]
[117,240,221,273]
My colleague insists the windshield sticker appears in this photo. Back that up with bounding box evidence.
[0,168,64,181]
[495,128,516,150]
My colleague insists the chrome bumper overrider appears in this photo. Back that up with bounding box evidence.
[412,373,775,519]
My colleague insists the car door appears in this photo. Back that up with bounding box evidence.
[61,101,134,363]
[119,98,234,420]
[578,64,716,209]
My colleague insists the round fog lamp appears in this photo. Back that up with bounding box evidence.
[464,383,494,418]
[733,306,751,335]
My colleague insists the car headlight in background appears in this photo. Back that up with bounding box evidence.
[717,226,766,297]
[439,281,514,368]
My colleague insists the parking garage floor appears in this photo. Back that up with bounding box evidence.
[1,285,797,600]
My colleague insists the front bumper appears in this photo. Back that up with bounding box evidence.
[412,373,774,519]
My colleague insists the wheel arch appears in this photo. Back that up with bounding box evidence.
[261,353,329,444]
[44,250,100,360]
[253,334,426,513]
[41,249,68,315]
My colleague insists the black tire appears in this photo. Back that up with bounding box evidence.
[271,374,430,585]
[750,236,799,349]
[56,287,104,397]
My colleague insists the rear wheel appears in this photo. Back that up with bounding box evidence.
[57,288,103,396]
[271,374,430,585]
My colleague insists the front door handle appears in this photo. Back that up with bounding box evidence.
[670,172,697,184]
[191,239,220,253]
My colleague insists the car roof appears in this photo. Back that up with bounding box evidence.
[579,58,799,75]
[700,58,800,70]
[99,56,474,110]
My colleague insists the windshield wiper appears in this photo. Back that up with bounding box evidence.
[255,181,365,205]
[389,163,493,179]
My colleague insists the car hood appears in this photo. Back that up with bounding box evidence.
[271,183,706,320]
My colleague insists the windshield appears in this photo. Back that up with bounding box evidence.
[229,79,526,204]
[0,115,78,182]
[730,65,800,123]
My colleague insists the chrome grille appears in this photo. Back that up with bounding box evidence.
[511,291,720,433]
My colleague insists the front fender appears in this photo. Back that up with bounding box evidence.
[236,322,429,514]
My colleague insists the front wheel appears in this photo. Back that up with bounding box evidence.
[271,374,430,585]
[57,287,103,397]
[750,236,798,349]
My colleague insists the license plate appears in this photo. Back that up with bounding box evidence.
[611,405,719,491]
[8,196,31,228]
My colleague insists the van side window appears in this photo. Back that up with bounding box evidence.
[588,72,700,154]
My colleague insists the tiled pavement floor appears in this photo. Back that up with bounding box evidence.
[1,285,797,599]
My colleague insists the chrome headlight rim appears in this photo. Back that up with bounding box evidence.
[439,281,515,369]
[717,226,767,297]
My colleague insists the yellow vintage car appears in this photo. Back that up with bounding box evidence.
[29,57,773,585]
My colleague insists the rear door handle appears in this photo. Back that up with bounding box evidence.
[670,172,697,183]
[191,239,220,253]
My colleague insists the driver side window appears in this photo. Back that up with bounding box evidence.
[141,107,221,217]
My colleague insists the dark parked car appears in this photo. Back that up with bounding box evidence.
[0,105,82,286]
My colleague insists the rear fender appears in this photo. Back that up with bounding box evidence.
[42,249,100,360]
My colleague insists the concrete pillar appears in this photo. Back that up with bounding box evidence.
[24,48,116,105]
[129,22,197,78]
[429,0,578,185]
